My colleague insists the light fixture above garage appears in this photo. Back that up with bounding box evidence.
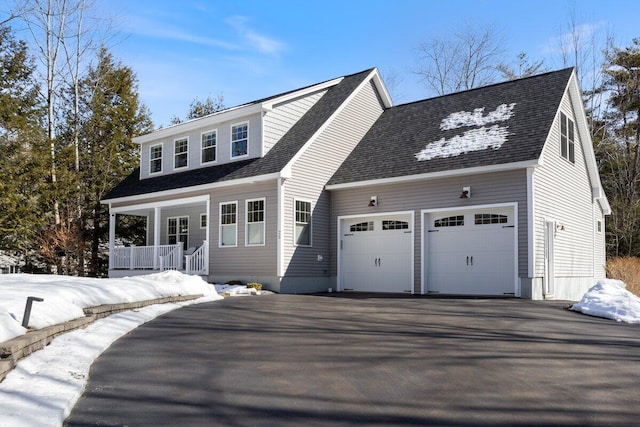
[460,186,471,199]
[368,196,378,207]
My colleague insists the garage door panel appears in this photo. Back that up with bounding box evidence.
[340,214,413,293]
[426,207,515,296]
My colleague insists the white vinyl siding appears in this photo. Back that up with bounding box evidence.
[282,79,385,277]
[263,89,328,154]
[201,130,217,164]
[534,92,597,279]
[246,198,265,246]
[219,201,238,247]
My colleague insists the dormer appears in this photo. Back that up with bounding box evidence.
[134,75,351,180]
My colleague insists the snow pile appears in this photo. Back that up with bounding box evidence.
[215,284,259,295]
[0,271,221,342]
[570,279,640,323]
[415,103,516,161]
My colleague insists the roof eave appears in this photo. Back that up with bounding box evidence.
[326,160,540,190]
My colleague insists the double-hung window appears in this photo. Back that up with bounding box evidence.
[560,112,575,163]
[231,123,248,157]
[149,144,162,174]
[168,217,188,250]
[201,130,217,164]
[246,199,265,246]
[219,202,237,247]
[295,200,312,246]
[174,137,188,169]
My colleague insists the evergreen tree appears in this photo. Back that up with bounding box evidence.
[170,94,225,125]
[597,39,640,256]
[0,25,48,266]
[76,47,153,276]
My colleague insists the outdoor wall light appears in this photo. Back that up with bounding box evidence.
[460,186,471,198]
[368,196,378,207]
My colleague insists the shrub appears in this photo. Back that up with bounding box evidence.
[606,257,640,297]
[225,280,243,286]
[246,282,262,291]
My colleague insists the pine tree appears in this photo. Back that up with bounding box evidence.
[77,47,153,276]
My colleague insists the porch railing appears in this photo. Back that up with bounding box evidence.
[186,241,208,275]
[111,244,183,271]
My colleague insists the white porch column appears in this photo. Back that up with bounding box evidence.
[108,212,116,270]
[205,197,210,275]
[153,207,161,270]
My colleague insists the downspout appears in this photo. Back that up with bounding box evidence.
[153,207,161,270]
[277,177,285,278]
[108,204,115,272]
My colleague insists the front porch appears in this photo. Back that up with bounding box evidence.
[107,195,210,278]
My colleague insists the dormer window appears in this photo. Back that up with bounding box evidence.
[560,112,575,163]
[150,144,162,174]
[174,137,188,169]
[231,123,248,158]
[201,130,217,164]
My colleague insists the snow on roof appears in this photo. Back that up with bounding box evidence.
[415,103,516,161]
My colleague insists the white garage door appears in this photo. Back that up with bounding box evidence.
[426,206,516,295]
[341,214,413,293]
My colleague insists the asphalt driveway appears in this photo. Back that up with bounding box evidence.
[65,294,640,426]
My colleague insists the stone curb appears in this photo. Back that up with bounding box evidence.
[0,294,203,383]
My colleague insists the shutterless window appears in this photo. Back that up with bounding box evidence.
[382,220,409,230]
[231,123,248,157]
[219,202,237,247]
[560,112,575,163]
[350,221,374,232]
[150,144,162,174]
[168,217,188,250]
[474,214,508,225]
[246,199,265,246]
[295,200,311,246]
[200,213,207,229]
[202,131,216,164]
[174,137,188,169]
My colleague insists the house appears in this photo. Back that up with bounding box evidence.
[102,67,609,300]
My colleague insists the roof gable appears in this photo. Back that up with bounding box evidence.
[327,68,574,186]
[103,69,375,201]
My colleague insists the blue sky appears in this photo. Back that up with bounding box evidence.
[103,0,640,127]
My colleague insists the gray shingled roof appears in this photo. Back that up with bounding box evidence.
[327,68,574,186]
[104,69,373,200]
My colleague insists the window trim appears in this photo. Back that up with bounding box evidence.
[149,143,163,175]
[294,198,312,247]
[560,112,576,164]
[219,201,238,248]
[173,137,189,170]
[201,129,217,165]
[230,122,249,159]
[246,198,266,246]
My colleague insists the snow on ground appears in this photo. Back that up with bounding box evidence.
[571,279,640,323]
[0,272,224,427]
[0,271,221,342]
[214,283,261,295]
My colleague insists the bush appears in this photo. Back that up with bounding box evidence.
[606,257,640,297]
[246,282,262,291]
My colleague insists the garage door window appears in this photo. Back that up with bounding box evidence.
[350,221,374,232]
[475,213,508,225]
[383,220,409,230]
[434,215,464,227]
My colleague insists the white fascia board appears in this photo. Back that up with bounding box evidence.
[101,172,282,206]
[110,195,210,214]
[133,103,265,145]
[566,71,611,215]
[282,69,379,174]
[325,160,540,190]
[261,77,343,110]
[370,68,393,108]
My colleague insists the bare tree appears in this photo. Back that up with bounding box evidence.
[415,24,505,96]
[497,52,547,80]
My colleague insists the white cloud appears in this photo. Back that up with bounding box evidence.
[541,21,605,56]
[227,15,286,55]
